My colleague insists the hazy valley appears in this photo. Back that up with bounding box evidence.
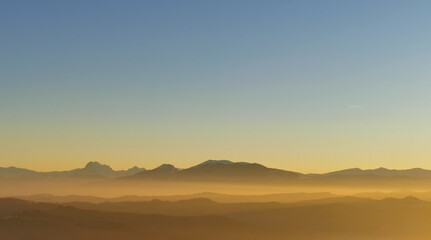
[3,160,431,239]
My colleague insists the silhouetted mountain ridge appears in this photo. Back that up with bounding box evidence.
[130,160,301,182]
[3,160,431,181]
[321,167,431,178]
[0,161,145,179]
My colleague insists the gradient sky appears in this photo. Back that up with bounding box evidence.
[1,0,431,173]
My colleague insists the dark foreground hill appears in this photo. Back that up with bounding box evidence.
[0,198,266,240]
[3,197,431,239]
[229,196,431,239]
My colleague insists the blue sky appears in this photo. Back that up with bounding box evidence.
[1,0,431,171]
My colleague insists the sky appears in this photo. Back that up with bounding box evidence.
[1,0,431,173]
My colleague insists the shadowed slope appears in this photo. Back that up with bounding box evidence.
[229,197,431,239]
[0,198,266,240]
[4,197,431,239]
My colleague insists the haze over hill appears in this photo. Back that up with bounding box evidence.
[4,160,431,199]
[3,0,431,239]
[16,192,340,204]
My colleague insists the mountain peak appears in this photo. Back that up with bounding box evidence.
[154,164,178,171]
[374,167,388,171]
[84,161,113,171]
[198,160,234,166]
[348,168,362,171]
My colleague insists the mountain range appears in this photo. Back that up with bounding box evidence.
[0,161,144,179]
[2,159,431,181]
[128,160,300,182]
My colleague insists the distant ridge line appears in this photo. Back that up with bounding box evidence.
[1,160,431,180]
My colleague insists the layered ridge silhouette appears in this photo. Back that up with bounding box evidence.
[3,160,431,182]
[0,161,145,179]
[17,192,339,204]
[2,196,431,240]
